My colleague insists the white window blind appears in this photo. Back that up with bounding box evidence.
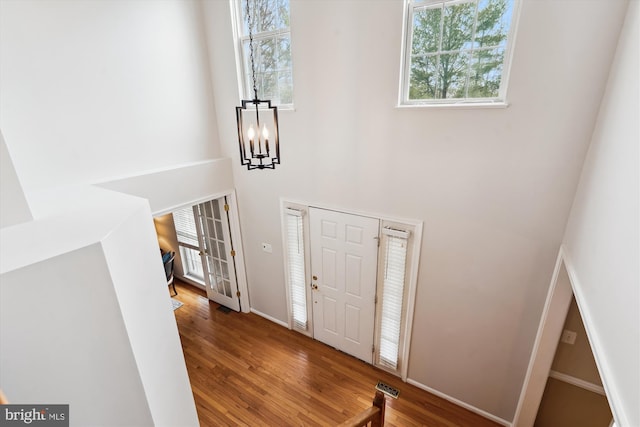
[285,208,308,331]
[173,206,199,248]
[179,246,204,281]
[378,227,410,370]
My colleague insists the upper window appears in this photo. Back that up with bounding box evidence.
[234,0,293,107]
[401,0,517,106]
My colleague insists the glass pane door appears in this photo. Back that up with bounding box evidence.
[195,198,240,311]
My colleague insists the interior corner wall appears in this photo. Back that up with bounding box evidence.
[0,0,220,195]
[0,130,32,228]
[101,203,199,427]
[562,2,639,426]
[154,213,184,277]
[202,0,629,421]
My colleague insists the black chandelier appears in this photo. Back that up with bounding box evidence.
[236,0,280,170]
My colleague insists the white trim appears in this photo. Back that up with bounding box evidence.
[250,308,289,328]
[513,246,626,427]
[407,378,512,427]
[159,191,251,314]
[229,0,245,102]
[396,101,509,110]
[280,197,423,229]
[226,191,251,314]
[563,250,627,427]
[548,370,606,396]
[152,190,235,218]
[498,0,523,103]
[400,219,422,381]
[512,249,572,427]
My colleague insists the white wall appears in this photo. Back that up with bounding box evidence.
[562,2,639,426]
[0,131,32,228]
[1,244,154,426]
[0,0,220,195]
[202,0,629,421]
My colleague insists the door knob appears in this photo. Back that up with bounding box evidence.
[311,284,318,290]
[312,275,318,281]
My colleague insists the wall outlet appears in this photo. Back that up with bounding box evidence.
[561,329,577,345]
[261,243,272,253]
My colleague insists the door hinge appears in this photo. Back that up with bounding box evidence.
[224,204,230,212]
[374,236,380,247]
[230,250,236,257]
[372,345,375,354]
[374,295,378,304]
[236,291,241,298]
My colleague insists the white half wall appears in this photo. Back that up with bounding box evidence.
[97,158,234,216]
[0,187,199,426]
[1,244,154,426]
[562,2,640,426]
[102,200,199,427]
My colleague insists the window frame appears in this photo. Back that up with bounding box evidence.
[398,0,521,108]
[373,221,418,377]
[231,0,294,109]
[173,206,206,284]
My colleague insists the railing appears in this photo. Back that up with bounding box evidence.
[338,390,386,427]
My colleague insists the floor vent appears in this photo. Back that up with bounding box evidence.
[376,381,400,399]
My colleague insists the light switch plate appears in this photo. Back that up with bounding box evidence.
[561,329,577,345]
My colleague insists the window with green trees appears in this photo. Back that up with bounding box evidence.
[235,0,293,107]
[401,0,517,105]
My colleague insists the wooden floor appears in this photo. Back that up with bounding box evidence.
[172,281,501,427]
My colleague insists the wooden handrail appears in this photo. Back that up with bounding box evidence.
[338,390,386,427]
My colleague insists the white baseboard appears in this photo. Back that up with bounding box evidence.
[406,378,512,427]
[176,275,205,291]
[548,370,605,396]
[250,308,289,328]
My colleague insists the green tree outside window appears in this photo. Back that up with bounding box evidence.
[407,0,514,102]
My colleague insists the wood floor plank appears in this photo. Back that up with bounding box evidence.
[171,281,502,427]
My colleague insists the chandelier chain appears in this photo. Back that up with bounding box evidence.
[245,0,259,100]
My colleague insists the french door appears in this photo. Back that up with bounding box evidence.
[309,208,379,363]
[194,197,240,312]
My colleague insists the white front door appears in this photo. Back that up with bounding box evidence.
[195,197,241,312]
[310,207,379,363]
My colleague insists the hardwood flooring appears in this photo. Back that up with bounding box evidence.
[172,281,501,427]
